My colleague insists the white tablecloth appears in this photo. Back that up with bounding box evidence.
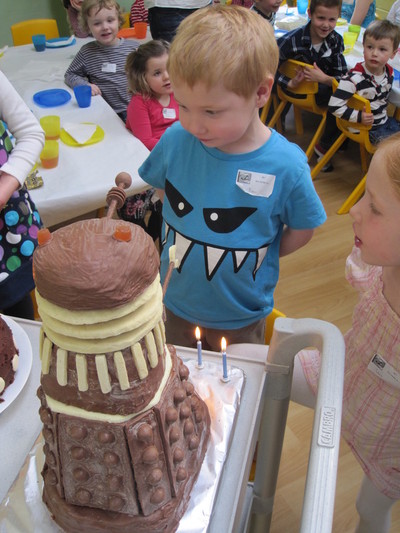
[0,39,150,227]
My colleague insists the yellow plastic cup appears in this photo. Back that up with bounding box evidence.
[134,22,147,39]
[343,31,358,53]
[40,115,60,140]
[40,140,59,169]
[348,24,361,37]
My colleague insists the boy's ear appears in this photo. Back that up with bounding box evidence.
[256,76,274,107]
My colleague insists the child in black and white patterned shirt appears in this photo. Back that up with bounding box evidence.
[328,19,400,144]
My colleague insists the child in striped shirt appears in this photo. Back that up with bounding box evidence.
[65,0,139,121]
[328,19,400,144]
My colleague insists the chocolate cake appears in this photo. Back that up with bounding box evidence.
[0,315,19,399]
[33,174,211,533]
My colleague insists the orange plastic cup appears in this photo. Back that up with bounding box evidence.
[134,22,147,39]
[40,140,59,169]
[40,115,60,140]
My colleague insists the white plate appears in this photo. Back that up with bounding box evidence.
[0,315,33,414]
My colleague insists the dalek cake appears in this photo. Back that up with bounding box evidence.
[33,174,211,533]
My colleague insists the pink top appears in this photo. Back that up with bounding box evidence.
[299,246,400,499]
[126,93,179,151]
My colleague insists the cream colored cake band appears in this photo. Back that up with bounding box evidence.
[44,346,173,423]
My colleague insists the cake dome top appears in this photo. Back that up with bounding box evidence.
[33,218,160,311]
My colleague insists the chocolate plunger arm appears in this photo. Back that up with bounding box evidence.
[106,172,132,219]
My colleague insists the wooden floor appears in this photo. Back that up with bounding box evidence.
[268,114,400,532]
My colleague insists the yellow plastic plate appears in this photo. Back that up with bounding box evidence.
[60,123,104,147]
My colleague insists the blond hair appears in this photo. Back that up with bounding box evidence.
[168,5,278,98]
[377,132,400,198]
[80,0,124,33]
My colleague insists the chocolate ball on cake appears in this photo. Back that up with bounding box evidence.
[33,175,210,533]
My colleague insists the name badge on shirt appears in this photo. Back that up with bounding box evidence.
[367,353,400,390]
[163,108,176,119]
[102,62,117,73]
[236,169,275,198]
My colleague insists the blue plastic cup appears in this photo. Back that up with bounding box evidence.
[297,0,308,14]
[73,85,92,108]
[32,34,46,52]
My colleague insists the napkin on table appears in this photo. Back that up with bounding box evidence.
[63,122,97,144]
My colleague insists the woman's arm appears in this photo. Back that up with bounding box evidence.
[350,0,374,26]
[0,72,44,207]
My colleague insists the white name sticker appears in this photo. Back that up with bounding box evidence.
[236,169,275,198]
[101,62,117,73]
[163,108,176,119]
[367,353,400,390]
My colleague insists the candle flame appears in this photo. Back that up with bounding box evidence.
[221,337,227,352]
[195,326,201,341]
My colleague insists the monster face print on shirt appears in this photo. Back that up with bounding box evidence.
[163,178,271,281]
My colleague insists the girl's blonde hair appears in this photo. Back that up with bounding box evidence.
[80,0,124,32]
[125,40,170,98]
[168,5,278,99]
[377,132,400,198]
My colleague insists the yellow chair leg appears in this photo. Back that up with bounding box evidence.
[310,133,346,179]
[337,174,366,215]
[293,107,303,135]
[359,145,369,174]
[268,100,287,129]
[305,114,327,161]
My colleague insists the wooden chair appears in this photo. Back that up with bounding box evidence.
[11,19,59,46]
[268,59,328,161]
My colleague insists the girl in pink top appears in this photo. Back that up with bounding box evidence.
[293,133,400,533]
[125,39,178,150]
[119,40,179,242]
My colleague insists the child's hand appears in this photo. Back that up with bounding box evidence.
[361,107,374,126]
[0,173,20,210]
[303,63,329,84]
[89,83,102,96]
[288,68,305,89]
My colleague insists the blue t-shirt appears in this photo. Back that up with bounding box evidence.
[139,123,326,329]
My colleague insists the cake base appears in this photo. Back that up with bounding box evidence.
[40,348,210,533]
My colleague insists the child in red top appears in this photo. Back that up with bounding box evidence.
[118,40,179,243]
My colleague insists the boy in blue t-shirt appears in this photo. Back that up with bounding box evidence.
[139,5,326,351]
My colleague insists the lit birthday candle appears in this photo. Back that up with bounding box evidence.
[195,327,204,369]
[221,337,229,382]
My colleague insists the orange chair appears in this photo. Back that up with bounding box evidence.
[268,59,328,161]
[11,19,59,46]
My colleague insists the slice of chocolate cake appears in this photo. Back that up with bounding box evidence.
[0,316,19,399]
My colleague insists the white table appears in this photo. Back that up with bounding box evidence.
[0,39,150,228]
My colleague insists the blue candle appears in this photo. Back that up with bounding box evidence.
[195,327,204,369]
[221,337,229,382]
